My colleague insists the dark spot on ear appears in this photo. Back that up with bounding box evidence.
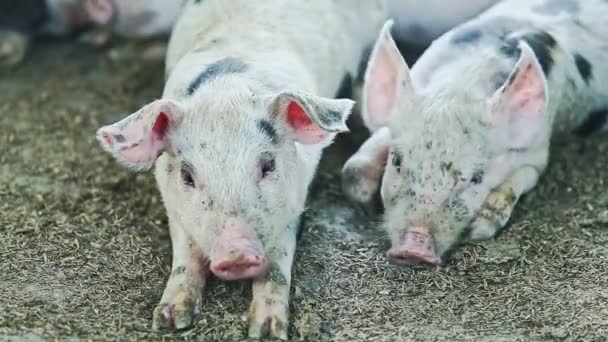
[451,28,482,45]
[573,53,593,85]
[500,30,557,75]
[258,119,279,144]
[334,72,353,99]
[113,134,125,143]
[574,108,608,136]
[187,57,248,95]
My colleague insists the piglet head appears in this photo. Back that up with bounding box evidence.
[362,21,549,266]
[97,77,353,280]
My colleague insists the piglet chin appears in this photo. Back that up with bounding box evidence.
[387,227,442,267]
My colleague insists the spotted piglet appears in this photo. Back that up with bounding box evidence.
[97,0,387,339]
[343,0,608,267]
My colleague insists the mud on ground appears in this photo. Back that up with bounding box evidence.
[0,38,607,342]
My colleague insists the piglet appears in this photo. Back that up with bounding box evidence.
[344,0,608,266]
[97,0,388,339]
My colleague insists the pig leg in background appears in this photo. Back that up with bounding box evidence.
[469,166,540,241]
[342,127,391,204]
[248,223,298,340]
[152,218,208,330]
[0,30,30,67]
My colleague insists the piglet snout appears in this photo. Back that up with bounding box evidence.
[84,0,115,25]
[210,218,268,280]
[387,227,442,267]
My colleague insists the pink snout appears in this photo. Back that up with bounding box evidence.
[209,218,268,280]
[84,0,115,25]
[387,227,442,267]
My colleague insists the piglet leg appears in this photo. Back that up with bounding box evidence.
[247,222,298,340]
[469,166,540,241]
[341,127,391,203]
[152,218,208,331]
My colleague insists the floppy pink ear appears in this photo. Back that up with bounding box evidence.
[96,99,184,170]
[271,91,354,144]
[489,41,548,148]
[363,20,414,131]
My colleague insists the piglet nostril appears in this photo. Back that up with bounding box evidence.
[387,227,442,267]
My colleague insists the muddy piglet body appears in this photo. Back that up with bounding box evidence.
[97,0,388,338]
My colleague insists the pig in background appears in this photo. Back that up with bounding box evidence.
[0,0,186,67]
[343,0,608,267]
[96,0,387,339]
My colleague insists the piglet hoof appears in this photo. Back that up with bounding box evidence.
[152,294,202,331]
[248,298,288,340]
[468,218,500,242]
[0,31,29,67]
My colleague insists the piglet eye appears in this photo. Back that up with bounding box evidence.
[181,166,195,187]
[470,171,484,185]
[391,152,402,172]
[260,156,276,179]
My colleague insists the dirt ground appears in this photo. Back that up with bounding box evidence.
[1,37,607,342]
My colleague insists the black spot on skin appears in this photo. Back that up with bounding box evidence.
[447,197,470,222]
[440,162,453,175]
[257,119,279,144]
[335,72,353,99]
[391,152,402,172]
[471,170,484,185]
[573,53,593,85]
[112,134,125,143]
[194,0,203,3]
[187,57,248,95]
[500,31,557,76]
[532,0,579,15]
[574,108,608,136]
[451,28,483,45]
[171,265,186,276]
[265,263,287,286]
[202,198,214,210]
[166,163,174,173]
[425,141,432,150]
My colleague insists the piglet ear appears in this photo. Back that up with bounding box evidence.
[270,91,354,145]
[489,41,548,149]
[96,99,184,170]
[363,19,414,131]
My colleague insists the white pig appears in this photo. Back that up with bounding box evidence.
[343,0,608,266]
[96,0,387,339]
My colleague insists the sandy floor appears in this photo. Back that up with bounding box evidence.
[1,38,607,342]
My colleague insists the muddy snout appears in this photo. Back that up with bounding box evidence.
[387,227,442,267]
[209,218,268,281]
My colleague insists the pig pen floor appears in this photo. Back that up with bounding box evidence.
[1,39,607,342]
